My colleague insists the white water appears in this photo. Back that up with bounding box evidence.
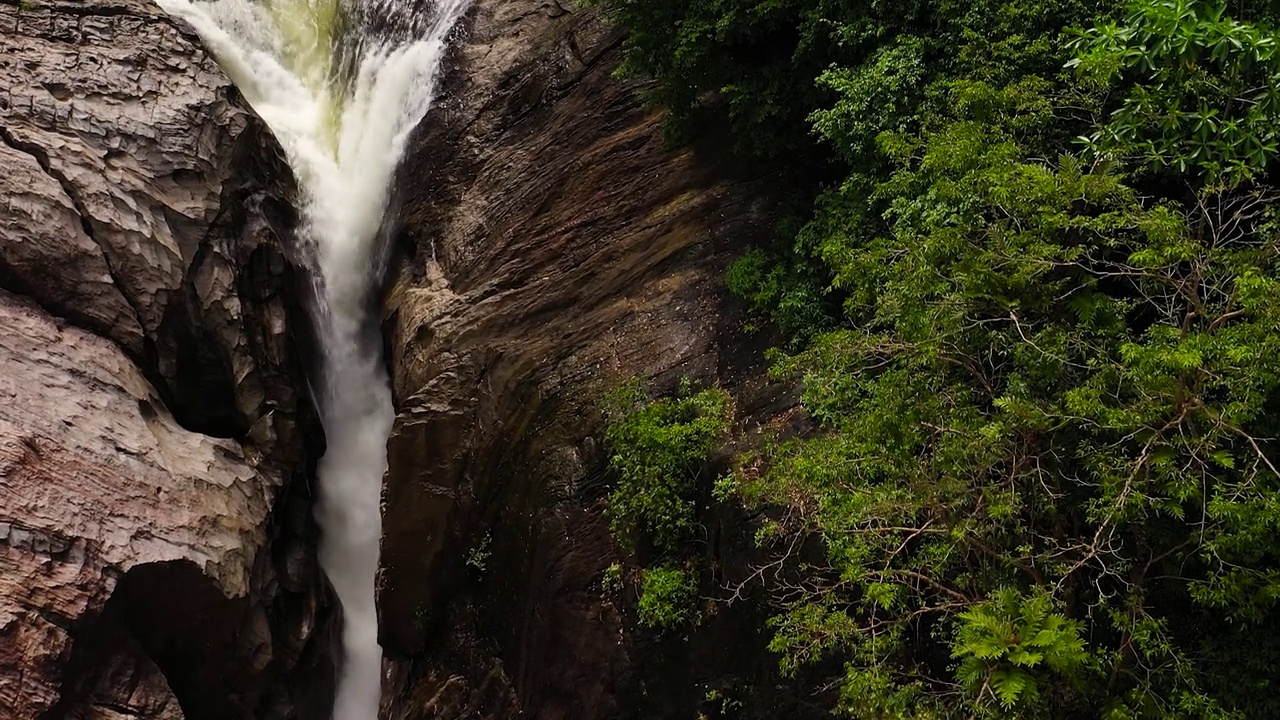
[153,0,469,717]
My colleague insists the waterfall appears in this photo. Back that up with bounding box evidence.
[153,0,469,716]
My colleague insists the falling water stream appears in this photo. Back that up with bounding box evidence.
[153,0,469,716]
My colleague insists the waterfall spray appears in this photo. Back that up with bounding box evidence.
[154,0,470,716]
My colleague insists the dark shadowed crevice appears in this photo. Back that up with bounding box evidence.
[114,562,248,720]
[40,491,342,720]
[153,121,309,441]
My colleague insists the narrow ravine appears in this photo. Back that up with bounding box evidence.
[151,0,469,717]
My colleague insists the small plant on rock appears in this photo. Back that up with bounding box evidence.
[602,378,732,555]
[638,564,696,631]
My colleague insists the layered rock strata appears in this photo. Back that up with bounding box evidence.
[379,2,791,718]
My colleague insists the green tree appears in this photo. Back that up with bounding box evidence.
[746,116,1280,716]
[1069,0,1280,183]
[603,380,732,556]
[593,0,1280,716]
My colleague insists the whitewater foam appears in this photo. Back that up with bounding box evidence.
[153,0,470,716]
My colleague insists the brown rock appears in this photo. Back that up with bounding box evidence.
[0,140,141,352]
[380,2,787,718]
[0,290,263,716]
[64,638,186,720]
[0,0,239,356]
[0,1,332,717]
[0,0,306,445]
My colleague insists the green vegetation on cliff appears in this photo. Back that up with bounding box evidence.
[603,379,732,556]
[592,0,1280,716]
[600,380,731,633]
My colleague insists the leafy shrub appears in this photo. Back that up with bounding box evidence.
[1070,0,1280,183]
[953,589,1088,712]
[638,565,696,631]
[603,380,731,555]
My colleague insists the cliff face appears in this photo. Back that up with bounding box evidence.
[379,2,793,718]
[3,0,793,716]
[0,1,333,717]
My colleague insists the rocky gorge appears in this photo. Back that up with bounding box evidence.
[0,0,804,718]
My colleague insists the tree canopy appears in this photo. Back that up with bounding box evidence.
[592,0,1280,716]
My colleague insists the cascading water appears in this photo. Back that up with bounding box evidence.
[153,0,469,716]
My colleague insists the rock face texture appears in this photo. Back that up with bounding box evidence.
[4,0,799,716]
[0,0,307,441]
[0,0,332,717]
[379,2,798,718]
[0,290,258,716]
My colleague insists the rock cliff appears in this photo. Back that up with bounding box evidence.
[0,0,333,717]
[378,2,797,718]
[2,0,798,717]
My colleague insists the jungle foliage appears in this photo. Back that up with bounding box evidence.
[591,0,1280,716]
[603,379,732,556]
[600,380,732,632]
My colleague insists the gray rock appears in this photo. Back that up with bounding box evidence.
[0,0,243,356]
